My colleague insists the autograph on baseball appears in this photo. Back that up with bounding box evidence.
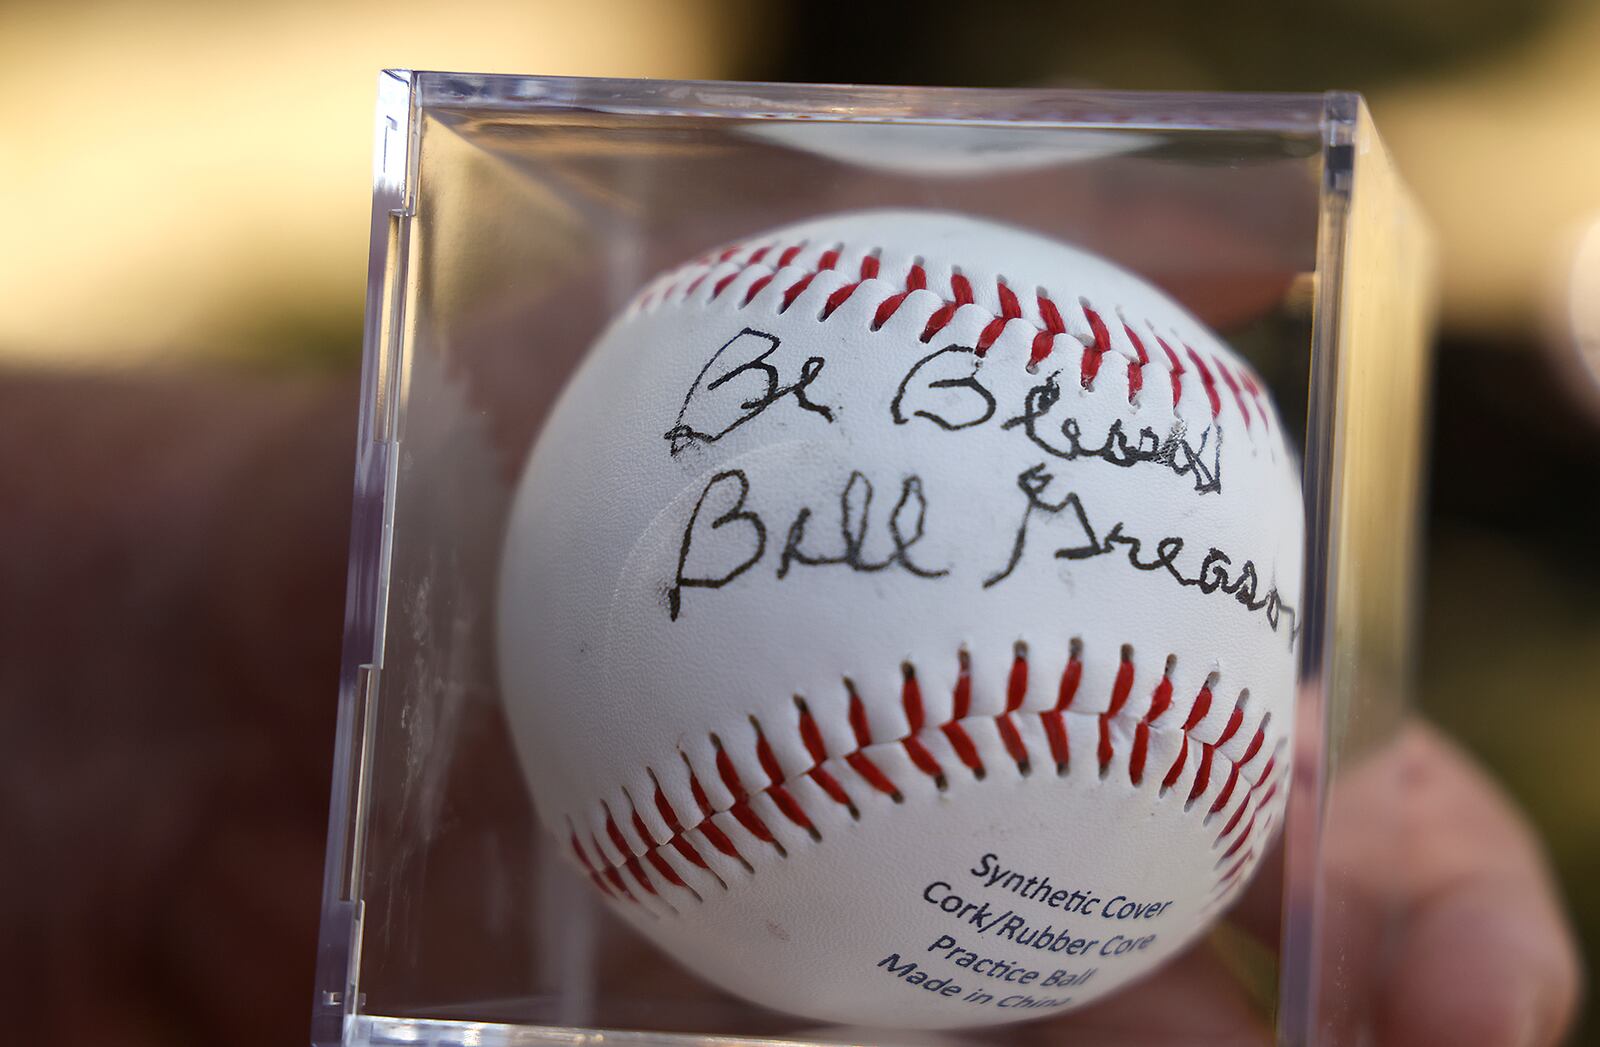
[664,326,1293,642]
[500,210,1304,1029]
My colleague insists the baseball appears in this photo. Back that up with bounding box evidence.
[498,210,1303,1029]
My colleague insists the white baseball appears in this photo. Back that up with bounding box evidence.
[498,210,1303,1030]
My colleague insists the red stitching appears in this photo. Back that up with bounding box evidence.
[921,303,958,343]
[1240,372,1271,432]
[715,736,781,848]
[686,756,747,867]
[605,812,630,858]
[793,696,857,815]
[1133,660,1179,788]
[951,273,975,304]
[570,831,612,897]
[796,699,827,760]
[1147,673,1174,723]
[1081,305,1111,389]
[756,716,819,839]
[1123,322,1149,402]
[1184,345,1223,420]
[603,863,633,901]
[1160,732,1188,791]
[628,799,693,897]
[1043,710,1070,772]
[997,281,1022,319]
[580,645,1283,908]
[1217,786,1252,840]
[630,808,653,850]
[1207,763,1241,817]
[1037,292,1066,333]
[579,823,635,901]
[1128,720,1151,785]
[1210,848,1255,899]
[742,274,773,306]
[1188,744,1215,805]
[845,683,902,800]
[1106,652,1136,716]
[779,272,815,312]
[1044,641,1082,772]
[1215,702,1244,748]
[1006,646,1029,710]
[1181,682,1214,731]
[1239,722,1266,765]
[1033,292,1065,369]
[626,855,657,897]
[1157,335,1185,410]
[900,664,947,787]
[872,292,910,331]
[647,848,690,891]
[652,778,710,871]
[752,720,783,780]
[1058,643,1083,710]
[1213,750,1285,882]
[644,239,1271,427]
[1210,355,1252,432]
[975,316,1008,355]
[942,650,984,776]
[999,646,1031,773]
[821,282,859,319]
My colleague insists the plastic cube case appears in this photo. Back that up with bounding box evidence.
[312,72,1433,1047]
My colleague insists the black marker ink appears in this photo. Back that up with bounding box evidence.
[669,470,767,621]
[989,463,1298,648]
[664,328,834,455]
[779,471,949,581]
[985,464,1099,588]
[1001,372,1223,494]
[892,345,997,431]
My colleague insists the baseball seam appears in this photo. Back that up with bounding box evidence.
[568,642,1285,916]
[632,234,1274,437]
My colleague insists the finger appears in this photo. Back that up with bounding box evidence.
[1030,937,1271,1046]
[1330,722,1582,1047]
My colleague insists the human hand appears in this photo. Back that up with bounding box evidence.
[1028,720,1581,1046]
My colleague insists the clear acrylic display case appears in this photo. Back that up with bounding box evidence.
[312,72,1433,1046]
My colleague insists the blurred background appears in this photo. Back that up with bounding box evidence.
[3,0,1597,1043]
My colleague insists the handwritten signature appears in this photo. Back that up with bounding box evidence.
[985,464,1296,642]
[665,331,1224,493]
[663,328,834,455]
[894,345,1222,494]
[668,465,1296,647]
